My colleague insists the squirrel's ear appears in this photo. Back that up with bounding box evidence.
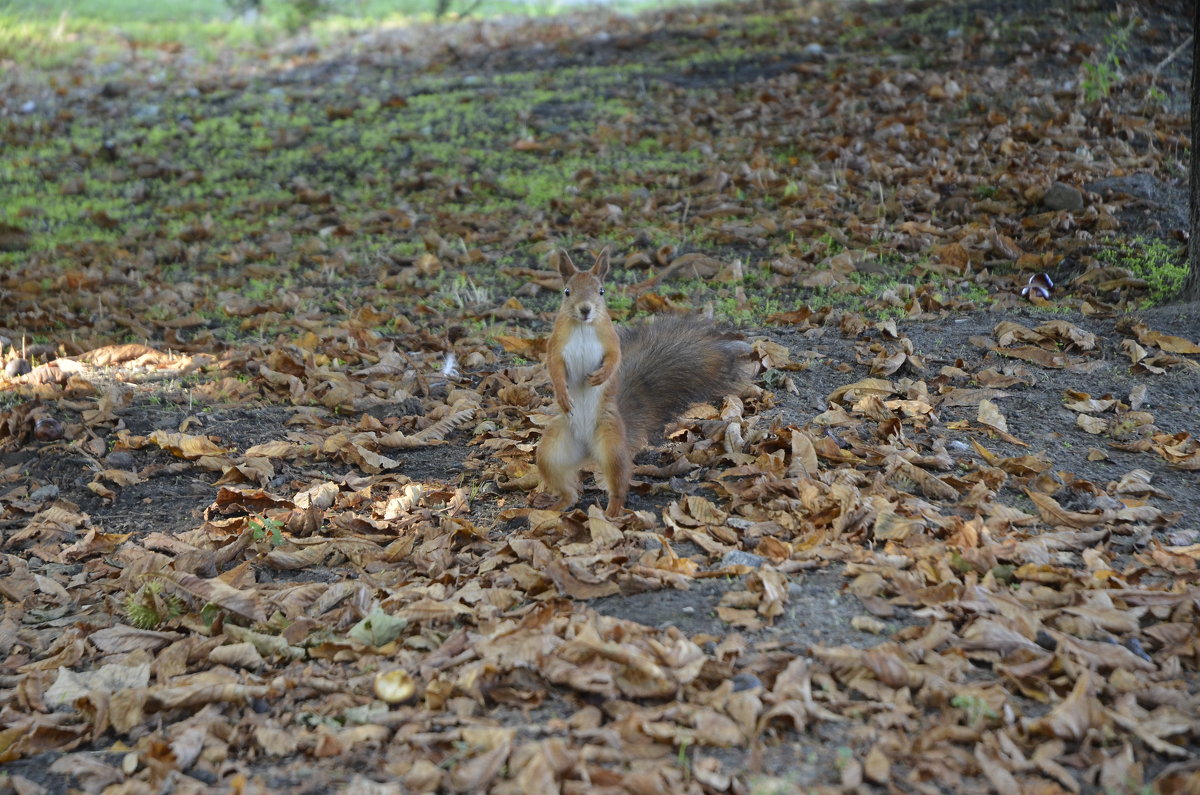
[592,247,611,280]
[555,249,577,282]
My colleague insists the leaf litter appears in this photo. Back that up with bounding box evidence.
[1,0,1199,792]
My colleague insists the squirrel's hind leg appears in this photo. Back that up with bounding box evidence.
[594,414,632,518]
[536,415,585,510]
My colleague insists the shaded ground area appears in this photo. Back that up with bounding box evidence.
[2,0,1199,792]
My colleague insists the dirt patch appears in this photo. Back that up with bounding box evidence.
[1088,173,1190,240]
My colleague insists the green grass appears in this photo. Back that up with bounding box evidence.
[7,0,1143,352]
[1098,236,1187,305]
[0,39,719,285]
[0,0,708,65]
[0,0,266,63]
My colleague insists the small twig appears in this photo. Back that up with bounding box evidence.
[1153,34,1192,77]
[453,0,484,18]
[1147,33,1193,101]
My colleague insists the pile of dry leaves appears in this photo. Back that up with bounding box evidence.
[1,0,1199,792]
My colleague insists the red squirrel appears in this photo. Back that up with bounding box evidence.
[535,249,749,517]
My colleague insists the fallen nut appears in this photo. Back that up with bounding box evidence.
[34,416,64,442]
[373,669,416,704]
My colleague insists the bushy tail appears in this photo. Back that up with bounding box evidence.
[616,316,750,449]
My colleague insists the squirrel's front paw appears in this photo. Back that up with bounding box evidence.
[587,369,609,386]
[557,398,574,414]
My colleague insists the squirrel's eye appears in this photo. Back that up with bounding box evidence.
[599,288,605,295]
[563,288,571,296]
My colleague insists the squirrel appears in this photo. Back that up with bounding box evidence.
[535,249,750,517]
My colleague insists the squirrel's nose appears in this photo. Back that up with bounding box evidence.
[579,305,592,320]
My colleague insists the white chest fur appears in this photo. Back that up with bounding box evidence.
[561,324,606,442]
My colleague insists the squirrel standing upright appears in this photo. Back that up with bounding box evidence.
[535,249,749,517]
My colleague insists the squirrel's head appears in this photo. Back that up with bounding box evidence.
[556,249,610,324]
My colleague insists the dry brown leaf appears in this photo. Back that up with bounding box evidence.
[1026,671,1102,742]
[1125,322,1200,355]
[975,741,1021,795]
[977,399,1009,433]
[864,744,891,784]
[89,625,182,654]
[78,343,172,366]
[208,641,266,670]
[828,377,895,405]
[543,558,620,599]
[149,429,233,459]
[161,571,267,622]
[1024,490,1106,528]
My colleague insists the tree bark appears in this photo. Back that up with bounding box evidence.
[1188,2,1200,299]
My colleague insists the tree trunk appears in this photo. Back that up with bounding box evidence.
[1188,3,1200,299]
